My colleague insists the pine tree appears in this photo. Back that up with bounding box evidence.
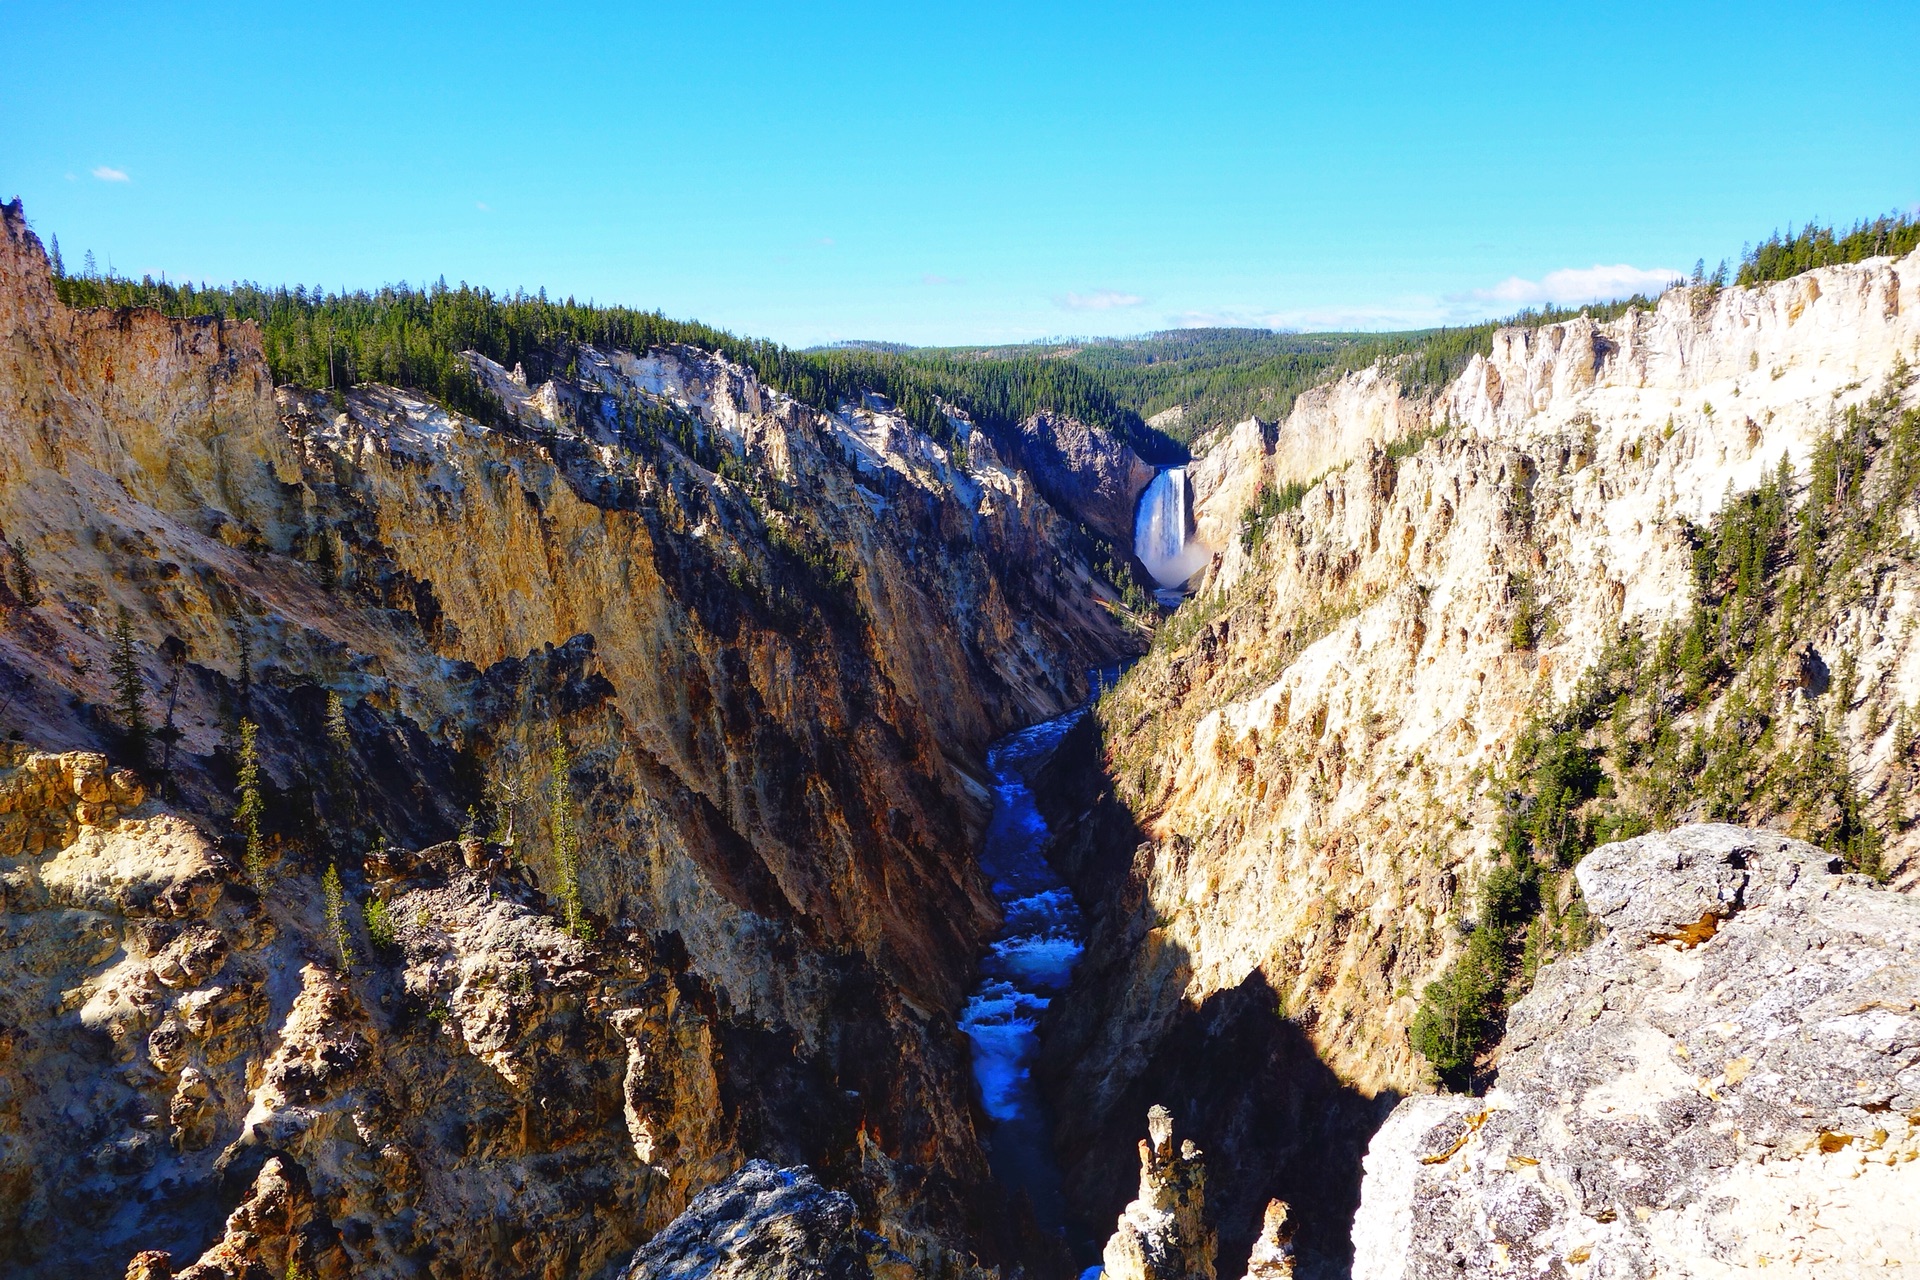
[8,542,38,606]
[363,894,395,953]
[314,527,337,588]
[155,635,188,791]
[234,624,253,716]
[547,726,588,939]
[110,611,150,768]
[326,691,351,766]
[236,718,266,885]
[48,235,63,278]
[323,864,354,973]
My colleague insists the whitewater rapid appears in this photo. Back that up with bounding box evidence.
[956,699,1097,1248]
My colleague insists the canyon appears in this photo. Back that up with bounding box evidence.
[1044,244,1920,1277]
[0,197,1136,1279]
[1,187,1917,1280]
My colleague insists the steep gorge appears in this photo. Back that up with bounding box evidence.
[0,198,1140,1278]
[5,182,1919,1280]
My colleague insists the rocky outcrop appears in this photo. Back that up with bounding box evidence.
[1013,411,1158,544]
[162,1156,351,1280]
[1043,248,1920,1278]
[1101,1106,1217,1280]
[1185,417,1269,558]
[1186,366,1428,567]
[0,742,725,1278]
[1351,824,1920,1279]
[1238,1201,1296,1280]
[623,1161,911,1280]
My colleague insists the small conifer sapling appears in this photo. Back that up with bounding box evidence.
[110,611,150,769]
[236,718,266,885]
[547,727,589,940]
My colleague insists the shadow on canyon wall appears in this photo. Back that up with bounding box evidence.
[1031,713,1399,1280]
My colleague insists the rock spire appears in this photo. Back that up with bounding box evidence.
[1101,1105,1217,1280]
[1238,1199,1296,1279]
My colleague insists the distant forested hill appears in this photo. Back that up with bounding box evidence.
[47,211,1908,462]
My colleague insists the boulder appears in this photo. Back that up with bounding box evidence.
[1351,825,1920,1279]
[624,1161,911,1280]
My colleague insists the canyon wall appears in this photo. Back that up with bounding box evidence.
[0,199,1136,1278]
[1042,250,1920,1277]
[1011,410,1157,547]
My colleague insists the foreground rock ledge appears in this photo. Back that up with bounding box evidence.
[1352,824,1920,1279]
[622,1161,912,1280]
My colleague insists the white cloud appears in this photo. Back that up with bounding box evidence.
[1169,302,1441,331]
[1155,261,1684,338]
[91,166,130,183]
[1061,289,1144,311]
[1466,263,1679,308]
[475,201,491,212]
[922,273,963,286]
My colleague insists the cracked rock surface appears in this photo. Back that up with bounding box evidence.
[1352,824,1920,1279]
[622,1161,911,1280]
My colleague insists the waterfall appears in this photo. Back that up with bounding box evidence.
[1134,466,1211,591]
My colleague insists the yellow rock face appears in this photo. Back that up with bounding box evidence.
[0,199,1133,1278]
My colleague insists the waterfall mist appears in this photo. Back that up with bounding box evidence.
[1134,467,1211,592]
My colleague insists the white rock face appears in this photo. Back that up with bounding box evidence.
[1187,367,1423,567]
[1084,249,1920,1104]
[1351,824,1920,1280]
[1187,417,1269,557]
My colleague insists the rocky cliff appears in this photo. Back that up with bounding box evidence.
[0,744,728,1278]
[1010,411,1157,548]
[1186,366,1427,563]
[0,198,1138,1278]
[1039,249,1920,1276]
[1352,824,1919,1279]
[12,178,1920,1280]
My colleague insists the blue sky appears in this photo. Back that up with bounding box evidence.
[4,2,1916,346]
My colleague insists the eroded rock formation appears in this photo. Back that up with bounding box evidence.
[1351,824,1920,1278]
[1238,1201,1296,1280]
[0,743,726,1277]
[1100,1106,1217,1280]
[1012,411,1158,546]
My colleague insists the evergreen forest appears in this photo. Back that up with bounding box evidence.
[44,212,1914,468]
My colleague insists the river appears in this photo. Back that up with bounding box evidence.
[958,676,1117,1273]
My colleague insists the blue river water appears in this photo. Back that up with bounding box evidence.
[957,684,1113,1271]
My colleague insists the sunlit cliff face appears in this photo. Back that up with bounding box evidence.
[0,197,1141,1279]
